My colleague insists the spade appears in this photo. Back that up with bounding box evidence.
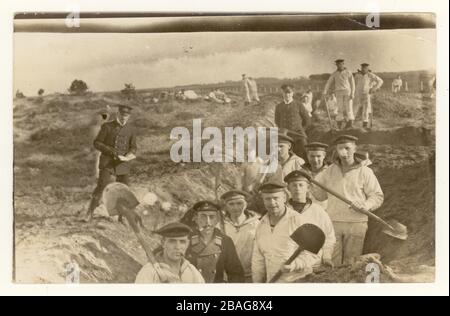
[269,223,326,283]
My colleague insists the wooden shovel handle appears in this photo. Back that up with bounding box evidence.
[268,247,304,283]
[309,178,395,231]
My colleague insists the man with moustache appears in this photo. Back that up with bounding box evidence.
[135,222,205,283]
[252,181,321,283]
[186,201,245,283]
[312,135,384,266]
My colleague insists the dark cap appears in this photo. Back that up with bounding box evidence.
[221,190,250,203]
[155,222,192,238]
[118,104,133,113]
[305,142,329,152]
[333,135,359,145]
[361,63,370,67]
[192,200,220,213]
[278,133,295,145]
[259,181,287,194]
[281,84,294,92]
[335,59,345,64]
[284,170,312,184]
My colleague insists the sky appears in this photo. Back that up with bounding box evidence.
[14,28,436,95]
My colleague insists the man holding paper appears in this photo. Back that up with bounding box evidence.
[86,104,137,221]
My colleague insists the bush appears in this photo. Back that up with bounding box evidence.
[68,79,89,95]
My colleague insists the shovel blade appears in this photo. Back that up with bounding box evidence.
[382,219,408,240]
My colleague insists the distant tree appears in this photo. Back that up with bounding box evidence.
[38,88,45,96]
[121,83,137,99]
[309,73,331,81]
[15,90,25,99]
[68,79,89,95]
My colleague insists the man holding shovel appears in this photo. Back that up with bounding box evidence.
[312,135,384,266]
[252,181,321,283]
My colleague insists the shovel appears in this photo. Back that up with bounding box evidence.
[309,178,408,240]
[102,183,170,281]
[269,223,325,283]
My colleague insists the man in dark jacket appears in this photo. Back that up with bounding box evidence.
[185,201,245,283]
[274,84,311,160]
[86,104,137,221]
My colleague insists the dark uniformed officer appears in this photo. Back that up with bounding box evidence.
[185,201,245,283]
[87,104,137,221]
[274,84,311,160]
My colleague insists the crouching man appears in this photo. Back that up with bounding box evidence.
[252,181,321,283]
[284,170,336,268]
[186,201,245,283]
[135,222,205,283]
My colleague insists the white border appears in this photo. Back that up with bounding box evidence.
[1,0,448,296]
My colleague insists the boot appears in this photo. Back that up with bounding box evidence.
[337,121,344,130]
[363,121,368,129]
[85,195,100,222]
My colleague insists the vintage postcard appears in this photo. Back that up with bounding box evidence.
[2,1,448,297]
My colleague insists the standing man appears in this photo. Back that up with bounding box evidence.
[275,84,311,160]
[323,59,355,130]
[87,104,137,221]
[302,142,330,210]
[277,131,305,179]
[312,135,384,266]
[284,170,336,268]
[354,63,384,129]
[186,201,245,283]
[392,75,403,93]
[221,190,260,283]
[242,74,260,105]
[252,181,321,283]
[135,222,205,283]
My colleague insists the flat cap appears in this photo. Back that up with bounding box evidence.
[192,200,220,213]
[305,142,329,152]
[284,170,312,184]
[361,63,370,67]
[118,104,133,113]
[333,134,359,145]
[335,59,345,64]
[259,181,287,194]
[281,84,294,92]
[155,222,192,238]
[278,129,294,144]
[221,190,250,203]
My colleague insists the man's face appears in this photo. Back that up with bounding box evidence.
[361,66,369,74]
[262,191,287,217]
[282,89,294,102]
[162,236,189,261]
[225,199,247,218]
[336,142,357,164]
[336,62,345,71]
[307,150,326,171]
[287,180,309,200]
[118,109,131,123]
[195,211,219,235]
[278,142,291,159]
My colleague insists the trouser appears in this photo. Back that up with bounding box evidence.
[89,168,130,213]
[335,91,354,122]
[354,93,372,123]
[332,221,368,266]
[293,135,308,161]
[245,90,260,103]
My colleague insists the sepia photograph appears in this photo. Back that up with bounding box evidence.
[11,12,438,287]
